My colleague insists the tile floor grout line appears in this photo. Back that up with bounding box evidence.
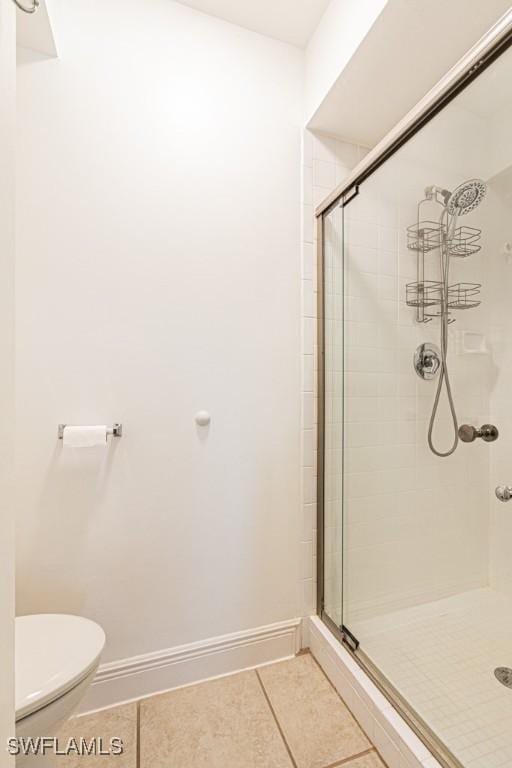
[136,700,141,768]
[323,746,379,768]
[255,669,299,768]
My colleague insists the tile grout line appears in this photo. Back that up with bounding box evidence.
[136,700,141,768]
[255,669,298,768]
[323,746,379,768]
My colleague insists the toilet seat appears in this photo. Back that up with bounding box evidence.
[16,614,106,721]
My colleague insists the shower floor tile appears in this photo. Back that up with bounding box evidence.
[57,654,385,768]
[350,588,512,768]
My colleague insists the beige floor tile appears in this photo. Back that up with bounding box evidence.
[56,702,137,766]
[344,752,386,768]
[258,654,371,768]
[139,670,293,768]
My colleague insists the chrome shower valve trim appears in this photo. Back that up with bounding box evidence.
[414,343,441,380]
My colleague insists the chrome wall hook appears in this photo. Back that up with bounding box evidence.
[12,0,39,14]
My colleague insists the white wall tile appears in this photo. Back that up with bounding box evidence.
[302,165,313,205]
[301,279,315,318]
[302,242,315,281]
[303,204,314,243]
[313,158,337,189]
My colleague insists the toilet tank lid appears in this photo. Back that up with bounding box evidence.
[15,614,106,721]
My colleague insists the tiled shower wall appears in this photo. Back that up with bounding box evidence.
[341,157,490,623]
[487,172,512,598]
[303,118,492,623]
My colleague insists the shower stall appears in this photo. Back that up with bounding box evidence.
[317,13,512,768]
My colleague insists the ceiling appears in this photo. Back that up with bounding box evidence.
[173,0,331,47]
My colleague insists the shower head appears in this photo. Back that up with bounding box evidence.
[447,179,487,216]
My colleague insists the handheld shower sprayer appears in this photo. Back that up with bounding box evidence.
[447,179,487,216]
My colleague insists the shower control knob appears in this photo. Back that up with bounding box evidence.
[458,424,499,443]
[414,343,441,380]
[496,486,512,502]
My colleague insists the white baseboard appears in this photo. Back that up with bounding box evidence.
[307,617,441,768]
[78,617,302,714]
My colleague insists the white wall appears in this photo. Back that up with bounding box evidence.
[0,0,16,758]
[304,0,387,126]
[16,0,303,664]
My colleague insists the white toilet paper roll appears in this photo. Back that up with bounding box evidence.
[62,426,107,447]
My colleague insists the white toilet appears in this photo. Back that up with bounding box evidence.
[15,614,106,766]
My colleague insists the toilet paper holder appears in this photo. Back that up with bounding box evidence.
[58,423,123,439]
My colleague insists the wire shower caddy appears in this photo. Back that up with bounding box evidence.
[406,205,482,323]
